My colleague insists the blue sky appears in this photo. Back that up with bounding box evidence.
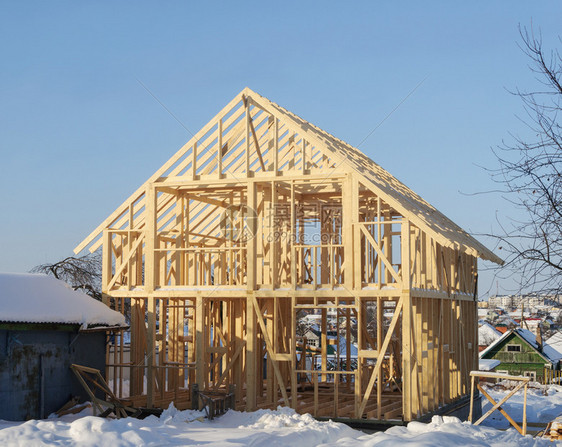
[1,2,560,297]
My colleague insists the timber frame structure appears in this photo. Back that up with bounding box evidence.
[75,88,502,422]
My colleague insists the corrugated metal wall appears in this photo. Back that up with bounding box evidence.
[0,328,105,420]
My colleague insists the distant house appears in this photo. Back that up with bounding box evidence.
[0,273,126,420]
[302,328,320,348]
[542,317,557,332]
[478,320,502,351]
[326,335,359,358]
[515,318,542,331]
[545,331,562,356]
[495,315,518,329]
[479,328,562,382]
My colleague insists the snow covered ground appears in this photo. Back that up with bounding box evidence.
[1,385,561,446]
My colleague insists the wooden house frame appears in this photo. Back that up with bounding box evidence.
[74,88,502,422]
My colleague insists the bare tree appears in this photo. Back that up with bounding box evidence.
[31,253,102,301]
[491,26,562,293]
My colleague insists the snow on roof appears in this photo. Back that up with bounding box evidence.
[543,344,562,363]
[478,320,502,346]
[0,273,126,327]
[517,328,540,349]
[544,331,562,363]
[546,331,562,351]
[479,359,501,371]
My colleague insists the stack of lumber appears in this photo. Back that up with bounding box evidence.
[543,416,562,440]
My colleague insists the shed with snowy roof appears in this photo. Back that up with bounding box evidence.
[0,273,126,420]
[74,88,502,422]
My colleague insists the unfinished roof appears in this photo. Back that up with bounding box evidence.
[0,273,126,327]
[74,87,501,264]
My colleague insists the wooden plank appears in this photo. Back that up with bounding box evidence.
[342,174,354,289]
[401,218,412,421]
[144,183,157,407]
[249,114,266,171]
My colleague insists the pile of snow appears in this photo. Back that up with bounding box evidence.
[0,273,126,327]
[0,403,555,446]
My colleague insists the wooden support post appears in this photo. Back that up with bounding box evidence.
[346,308,351,387]
[195,293,205,391]
[247,180,257,289]
[246,179,258,410]
[245,97,251,174]
[291,295,298,408]
[355,296,362,418]
[321,308,327,382]
[192,142,198,180]
[246,293,257,410]
[301,138,307,171]
[342,174,355,289]
[101,229,112,305]
[271,181,278,289]
[401,218,412,421]
[523,382,528,435]
[377,296,383,419]
[273,117,279,173]
[351,179,361,290]
[145,183,157,408]
[217,119,223,177]
[468,374,475,422]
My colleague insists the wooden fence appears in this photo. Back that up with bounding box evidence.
[543,369,562,385]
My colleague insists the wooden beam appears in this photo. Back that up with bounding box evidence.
[145,183,157,408]
[249,115,266,171]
